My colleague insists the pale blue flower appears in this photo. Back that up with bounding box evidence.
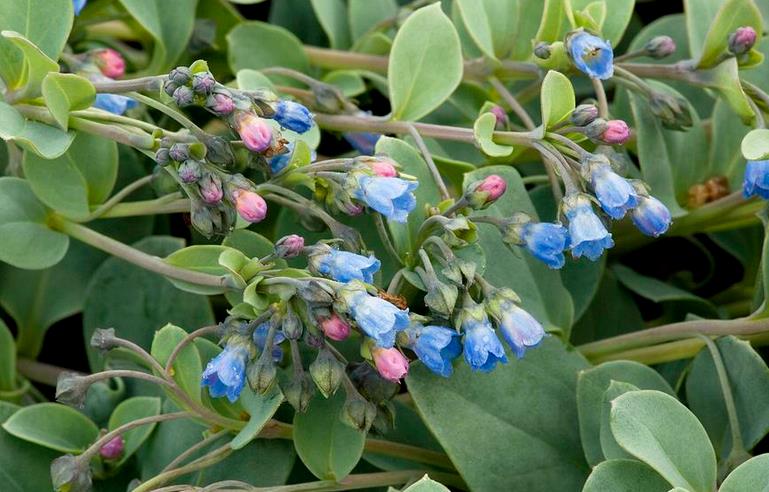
[353,176,418,223]
[743,159,769,199]
[589,163,638,219]
[564,194,614,261]
[347,291,409,347]
[274,100,314,134]
[520,222,569,269]
[252,322,286,362]
[495,302,545,359]
[73,0,86,15]
[569,31,614,80]
[94,94,137,115]
[201,343,249,402]
[344,132,381,155]
[410,325,462,377]
[462,311,507,373]
[632,195,672,237]
[316,249,381,283]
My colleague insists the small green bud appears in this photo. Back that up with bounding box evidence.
[247,355,278,394]
[281,372,315,413]
[341,392,377,431]
[309,348,344,398]
[51,455,92,492]
[55,372,91,409]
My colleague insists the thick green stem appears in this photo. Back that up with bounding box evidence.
[97,197,189,218]
[254,470,465,491]
[51,218,234,290]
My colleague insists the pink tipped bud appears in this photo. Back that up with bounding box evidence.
[99,435,125,460]
[233,189,267,223]
[209,93,235,115]
[275,234,305,259]
[199,174,223,204]
[489,105,509,130]
[729,26,757,55]
[371,157,398,177]
[601,120,631,145]
[645,36,676,59]
[236,112,272,153]
[94,49,126,79]
[372,347,409,382]
[321,313,351,341]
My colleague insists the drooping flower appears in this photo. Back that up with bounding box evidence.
[94,49,125,79]
[486,291,544,359]
[568,31,614,80]
[409,324,462,378]
[73,0,86,15]
[201,340,250,403]
[351,175,418,223]
[320,313,351,341]
[252,322,286,362]
[585,157,638,219]
[344,131,381,155]
[519,221,569,269]
[371,347,409,382]
[233,189,268,223]
[460,302,507,372]
[563,193,614,261]
[340,286,409,348]
[743,159,769,199]
[312,248,381,283]
[235,112,272,153]
[632,195,672,237]
[274,100,314,134]
[94,94,137,115]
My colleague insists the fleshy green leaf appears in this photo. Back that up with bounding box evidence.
[228,22,309,86]
[42,73,95,130]
[0,321,15,393]
[454,0,517,60]
[1,31,60,99]
[150,324,203,404]
[688,0,763,67]
[348,0,397,41]
[0,177,69,270]
[742,129,769,161]
[610,390,717,492]
[311,0,351,49]
[1,403,98,453]
[407,338,590,492]
[388,3,462,121]
[540,70,575,128]
[582,459,672,492]
[293,392,366,480]
[0,102,74,159]
[719,454,769,492]
[473,112,514,157]
[401,475,451,492]
[23,132,118,220]
[0,402,58,491]
[577,360,675,466]
[164,245,238,295]
[231,386,284,450]
[599,381,638,460]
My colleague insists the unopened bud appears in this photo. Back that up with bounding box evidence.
[203,135,235,168]
[247,356,278,394]
[281,306,303,340]
[649,93,693,130]
[467,174,507,209]
[168,143,190,162]
[570,104,599,126]
[489,105,509,130]
[584,118,609,139]
[644,36,676,59]
[51,454,92,492]
[99,435,125,460]
[177,160,203,184]
[233,189,268,223]
[163,80,179,98]
[168,66,192,86]
[94,49,126,79]
[534,42,552,59]
[368,156,398,177]
[599,120,630,145]
[207,92,235,115]
[342,393,377,431]
[371,347,409,383]
[282,372,314,413]
[275,234,305,259]
[173,85,194,107]
[235,112,273,153]
[309,349,344,398]
[199,173,223,204]
[192,72,216,96]
[320,313,350,341]
[90,328,118,352]
[55,372,90,408]
[155,147,170,165]
[728,26,757,56]
[298,280,334,306]
[191,202,215,238]
[349,362,399,404]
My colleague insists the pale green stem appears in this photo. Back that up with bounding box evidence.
[488,76,536,130]
[85,175,154,221]
[591,78,609,119]
[405,123,451,200]
[373,214,404,266]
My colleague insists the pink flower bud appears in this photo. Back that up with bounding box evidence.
[233,189,267,223]
[321,313,351,341]
[477,175,507,201]
[94,49,126,79]
[209,93,235,115]
[372,347,409,382]
[199,175,223,204]
[729,26,757,55]
[601,120,631,145]
[99,435,124,460]
[275,234,305,259]
[371,157,398,177]
[344,202,364,216]
[490,105,509,130]
[236,112,272,153]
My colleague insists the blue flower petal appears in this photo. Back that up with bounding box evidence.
[94,94,136,115]
[521,222,569,269]
[414,325,461,377]
[462,316,507,373]
[201,344,249,403]
[743,159,769,199]
[348,291,409,347]
[569,32,614,80]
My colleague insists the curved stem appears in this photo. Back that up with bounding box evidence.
[133,442,233,492]
[52,218,234,290]
[129,92,207,138]
[92,75,164,93]
[85,175,153,221]
[97,196,189,218]
[488,76,536,130]
[160,429,229,473]
[405,124,450,200]
[165,325,219,376]
[591,78,609,119]
[374,214,404,266]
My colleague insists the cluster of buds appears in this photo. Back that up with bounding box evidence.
[569,104,631,145]
[155,141,267,236]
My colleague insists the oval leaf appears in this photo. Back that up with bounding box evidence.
[108,396,162,466]
[473,112,514,157]
[388,3,462,121]
[540,70,575,128]
[150,324,203,404]
[42,73,96,130]
[583,459,672,492]
[610,390,717,492]
[742,129,769,161]
[719,453,769,492]
[1,403,98,453]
